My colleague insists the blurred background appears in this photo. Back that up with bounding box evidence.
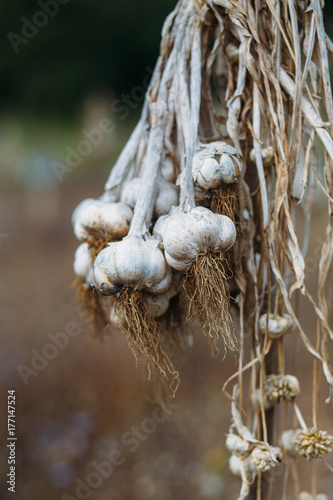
[0,1,333,499]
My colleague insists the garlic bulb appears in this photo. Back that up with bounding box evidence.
[225,43,240,63]
[158,206,236,271]
[252,374,300,410]
[226,434,252,456]
[251,446,282,472]
[121,177,179,218]
[281,429,303,456]
[259,313,295,339]
[93,235,172,295]
[294,428,333,461]
[192,142,242,189]
[72,199,133,242]
[250,146,274,167]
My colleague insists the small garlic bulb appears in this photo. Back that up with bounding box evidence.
[250,146,274,167]
[158,206,236,271]
[121,177,179,218]
[225,43,240,63]
[294,428,333,461]
[251,446,282,472]
[93,235,172,295]
[259,313,295,339]
[73,243,92,280]
[281,429,303,456]
[226,434,252,456]
[72,199,133,241]
[229,455,257,479]
[252,374,300,410]
[192,141,242,189]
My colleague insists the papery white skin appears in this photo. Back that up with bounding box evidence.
[229,455,257,479]
[177,172,210,203]
[281,429,303,456]
[161,206,236,271]
[93,235,172,295]
[192,141,242,189]
[72,199,133,241]
[259,313,295,339]
[121,177,179,218]
[74,243,92,282]
[250,146,274,167]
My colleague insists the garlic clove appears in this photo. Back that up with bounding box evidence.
[155,178,179,218]
[93,235,172,295]
[259,313,295,339]
[72,198,133,242]
[161,156,177,183]
[120,178,142,208]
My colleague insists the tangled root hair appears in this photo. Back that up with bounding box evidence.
[183,253,237,353]
[84,226,112,262]
[116,289,180,396]
[210,184,239,225]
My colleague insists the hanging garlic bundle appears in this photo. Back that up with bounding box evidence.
[72,0,333,495]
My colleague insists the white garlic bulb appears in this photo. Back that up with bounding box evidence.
[226,434,252,456]
[93,235,172,295]
[281,429,303,456]
[259,313,295,339]
[160,206,236,271]
[252,374,300,410]
[73,243,92,280]
[121,177,179,218]
[250,146,274,167]
[229,454,257,479]
[251,446,282,472]
[192,141,242,189]
[72,199,133,242]
[225,43,240,63]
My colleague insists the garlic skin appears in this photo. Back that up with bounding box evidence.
[160,206,236,271]
[226,434,252,456]
[281,429,303,456]
[73,243,92,280]
[93,235,172,295]
[259,313,295,339]
[121,177,179,218]
[192,142,242,189]
[225,43,240,63]
[250,146,274,167]
[177,172,210,203]
[72,199,133,242]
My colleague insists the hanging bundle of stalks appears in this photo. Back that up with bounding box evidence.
[73,0,333,494]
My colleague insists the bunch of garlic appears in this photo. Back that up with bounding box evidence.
[252,374,300,410]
